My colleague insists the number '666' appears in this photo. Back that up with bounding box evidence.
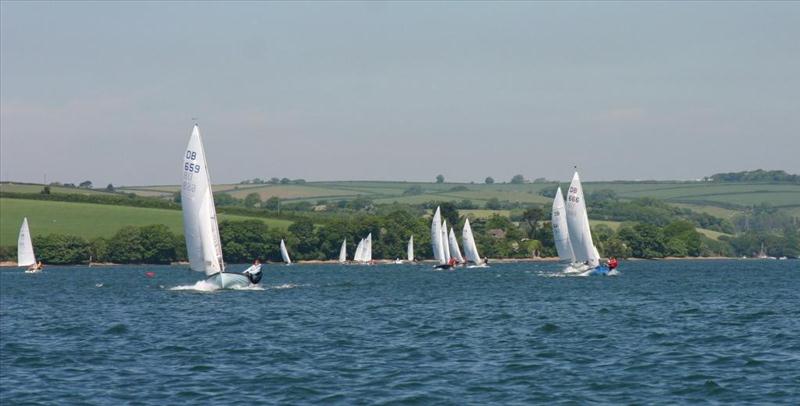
[184,162,201,173]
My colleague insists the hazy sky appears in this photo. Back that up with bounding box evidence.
[2,2,798,186]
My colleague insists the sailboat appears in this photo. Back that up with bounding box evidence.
[353,238,365,263]
[338,239,347,263]
[280,239,292,265]
[430,207,452,269]
[364,233,373,263]
[407,236,415,262]
[462,218,487,267]
[181,125,261,288]
[564,171,612,275]
[448,227,464,264]
[442,219,451,263]
[18,217,42,273]
[551,187,577,266]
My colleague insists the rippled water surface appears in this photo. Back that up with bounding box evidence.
[2,260,799,404]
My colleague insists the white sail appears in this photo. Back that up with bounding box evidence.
[354,238,365,262]
[181,125,224,276]
[339,239,347,263]
[430,207,446,264]
[462,218,483,265]
[442,220,451,263]
[565,171,600,267]
[280,239,292,264]
[407,236,414,262]
[448,227,464,263]
[551,187,576,262]
[364,233,373,262]
[17,217,36,267]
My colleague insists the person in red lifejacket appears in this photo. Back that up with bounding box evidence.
[607,257,618,270]
[448,257,457,267]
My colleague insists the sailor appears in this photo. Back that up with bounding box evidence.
[607,257,618,270]
[448,257,457,267]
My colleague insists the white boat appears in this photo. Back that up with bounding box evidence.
[18,217,42,273]
[551,187,578,266]
[430,207,451,269]
[338,239,347,263]
[564,171,607,275]
[280,239,292,265]
[364,233,373,263]
[448,227,464,263]
[181,125,261,288]
[353,238,364,263]
[462,218,487,267]
[407,236,414,262]
[442,219,451,263]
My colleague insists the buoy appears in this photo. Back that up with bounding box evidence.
[145,271,156,278]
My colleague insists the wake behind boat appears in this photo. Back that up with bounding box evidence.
[181,124,262,289]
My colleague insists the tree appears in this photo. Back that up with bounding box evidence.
[214,193,239,206]
[79,180,93,189]
[105,183,115,192]
[269,177,280,184]
[436,174,445,184]
[485,198,502,210]
[485,177,494,184]
[262,196,281,210]
[219,220,274,263]
[40,186,51,195]
[510,174,525,184]
[280,178,291,184]
[243,192,262,208]
[438,202,460,227]
[521,207,545,238]
[34,234,90,264]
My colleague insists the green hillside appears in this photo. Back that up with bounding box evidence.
[0,198,292,246]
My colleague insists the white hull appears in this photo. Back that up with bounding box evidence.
[24,268,42,274]
[206,272,252,289]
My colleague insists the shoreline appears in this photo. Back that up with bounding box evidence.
[0,256,787,267]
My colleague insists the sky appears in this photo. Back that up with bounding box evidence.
[1,1,799,186]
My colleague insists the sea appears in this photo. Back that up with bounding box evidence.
[1,260,798,404]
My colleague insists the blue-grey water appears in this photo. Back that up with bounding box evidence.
[1,260,799,404]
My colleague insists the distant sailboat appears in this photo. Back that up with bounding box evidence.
[354,238,365,263]
[407,236,414,262]
[448,227,464,263]
[181,125,261,288]
[564,171,610,275]
[18,217,41,273]
[364,233,373,263]
[430,207,451,269]
[339,239,347,263]
[462,218,487,267]
[551,187,576,264]
[280,239,292,265]
[442,220,451,263]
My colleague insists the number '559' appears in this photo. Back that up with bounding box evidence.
[185,162,201,173]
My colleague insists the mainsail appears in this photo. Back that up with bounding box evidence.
[448,227,464,263]
[280,239,292,264]
[354,238,365,262]
[551,187,576,262]
[181,125,224,276]
[565,171,599,267]
[407,236,414,262]
[442,220,451,263]
[339,239,347,263]
[17,217,36,267]
[364,233,373,262]
[430,207,446,264]
[462,218,483,265]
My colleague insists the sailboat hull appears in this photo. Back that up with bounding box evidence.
[206,272,256,289]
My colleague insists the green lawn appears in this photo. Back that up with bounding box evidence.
[0,198,292,246]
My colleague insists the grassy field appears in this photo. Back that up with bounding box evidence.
[0,198,292,246]
[0,182,115,196]
[116,180,799,210]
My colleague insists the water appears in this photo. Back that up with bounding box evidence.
[2,260,799,404]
